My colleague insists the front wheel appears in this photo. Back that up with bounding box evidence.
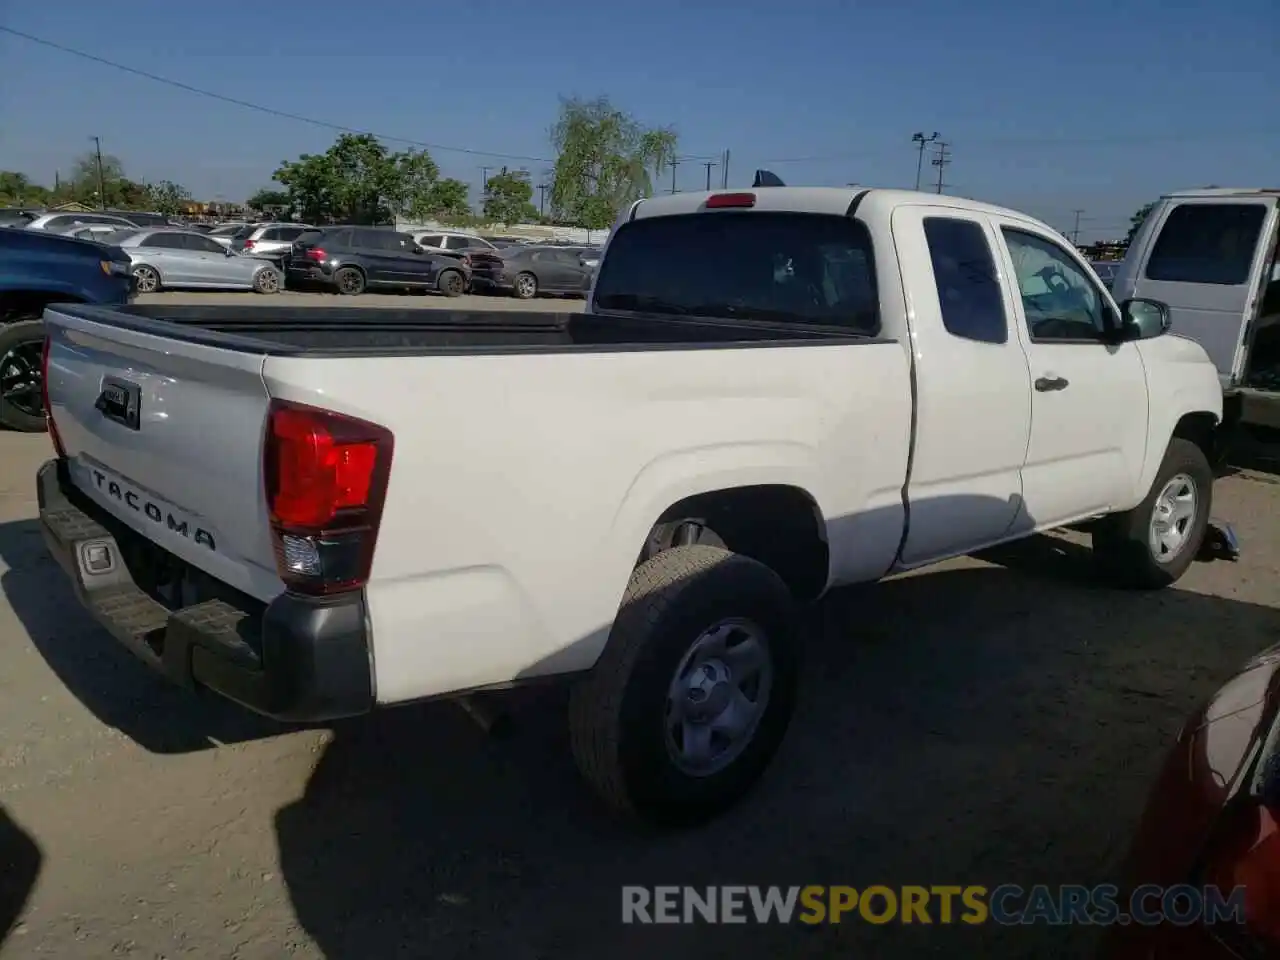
[0,318,48,432]
[569,545,799,825]
[132,265,160,294]
[1092,438,1212,589]
[437,269,465,298]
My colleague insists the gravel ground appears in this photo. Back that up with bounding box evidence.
[2,302,1279,957]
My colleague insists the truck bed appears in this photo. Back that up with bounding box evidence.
[80,303,880,356]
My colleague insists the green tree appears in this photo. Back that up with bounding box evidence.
[1126,201,1156,245]
[483,168,539,225]
[67,151,149,207]
[272,134,469,225]
[427,178,472,222]
[145,180,192,215]
[247,188,291,213]
[549,96,677,230]
[0,172,50,206]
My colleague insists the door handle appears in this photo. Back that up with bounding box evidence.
[1034,375,1069,392]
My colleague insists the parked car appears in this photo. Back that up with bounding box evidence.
[24,212,138,234]
[205,222,250,249]
[105,210,177,228]
[35,180,1225,824]
[109,228,282,294]
[1113,189,1280,434]
[470,243,596,299]
[1099,643,1279,958]
[0,209,39,229]
[286,226,470,296]
[228,222,314,263]
[1090,260,1120,289]
[411,231,499,255]
[0,227,133,431]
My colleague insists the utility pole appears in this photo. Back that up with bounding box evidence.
[1071,208,1085,245]
[931,141,951,194]
[669,157,680,194]
[911,131,939,191]
[721,149,730,189]
[480,166,492,208]
[701,159,719,190]
[536,183,548,218]
[91,135,106,209]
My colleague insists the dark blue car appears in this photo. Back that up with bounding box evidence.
[0,227,135,431]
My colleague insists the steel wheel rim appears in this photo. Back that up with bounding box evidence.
[1149,473,1198,562]
[0,337,46,418]
[664,617,774,777]
[339,271,361,294]
[517,275,535,297]
[134,267,158,293]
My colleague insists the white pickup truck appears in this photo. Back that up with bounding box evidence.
[37,183,1225,824]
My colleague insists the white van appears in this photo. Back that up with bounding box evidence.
[1113,188,1280,432]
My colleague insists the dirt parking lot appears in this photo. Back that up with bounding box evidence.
[2,294,1279,958]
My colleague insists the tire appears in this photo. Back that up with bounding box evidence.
[0,318,49,433]
[252,267,281,294]
[1092,438,1212,589]
[569,544,799,825]
[437,269,465,298]
[132,265,161,294]
[513,272,538,300]
[334,267,365,296]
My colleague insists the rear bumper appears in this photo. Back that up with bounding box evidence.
[36,458,375,722]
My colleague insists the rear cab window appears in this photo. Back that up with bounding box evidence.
[1145,203,1269,285]
[593,212,879,333]
[922,217,1007,344]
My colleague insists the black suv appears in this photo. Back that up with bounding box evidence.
[287,226,472,297]
[0,228,134,431]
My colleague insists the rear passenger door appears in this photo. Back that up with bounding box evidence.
[890,206,1032,565]
[1126,198,1278,383]
[137,232,194,284]
[179,232,231,284]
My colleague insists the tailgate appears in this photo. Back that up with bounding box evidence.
[43,307,282,602]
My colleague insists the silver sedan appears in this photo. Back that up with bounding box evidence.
[101,228,283,294]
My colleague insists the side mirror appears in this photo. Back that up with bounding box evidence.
[1119,298,1171,340]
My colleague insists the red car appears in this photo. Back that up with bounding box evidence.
[1101,644,1280,958]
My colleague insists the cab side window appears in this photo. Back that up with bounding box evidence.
[1002,227,1108,342]
[923,217,1007,344]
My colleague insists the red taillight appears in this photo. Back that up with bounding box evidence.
[40,336,66,457]
[263,400,394,595]
[705,192,756,209]
[243,239,255,250]
[304,247,327,263]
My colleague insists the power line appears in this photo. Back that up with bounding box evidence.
[0,25,556,163]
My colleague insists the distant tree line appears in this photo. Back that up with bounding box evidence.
[0,152,193,214]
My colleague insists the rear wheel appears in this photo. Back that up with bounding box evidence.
[437,269,465,298]
[569,545,799,825]
[132,265,160,294]
[252,268,281,294]
[0,318,48,432]
[513,272,538,300]
[335,267,365,296]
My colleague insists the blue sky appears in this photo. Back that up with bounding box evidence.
[2,0,1276,240]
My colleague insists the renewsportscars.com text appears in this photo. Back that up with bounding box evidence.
[621,884,1247,926]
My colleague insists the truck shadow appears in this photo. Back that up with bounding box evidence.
[0,518,284,753]
[272,538,1278,960]
[0,805,41,946]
